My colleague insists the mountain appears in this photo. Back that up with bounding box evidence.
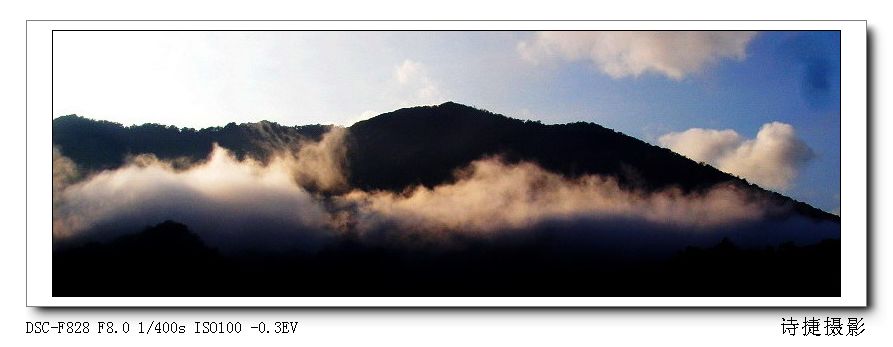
[51,102,841,297]
[52,101,837,222]
[347,102,836,222]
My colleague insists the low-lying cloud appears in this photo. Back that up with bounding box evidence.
[340,158,768,236]
[52,144,334,252]
[659,122,815,191]
[290,127,348,192]
[52,127,828,254]
[518,31,757,80]
[52,146,79,209]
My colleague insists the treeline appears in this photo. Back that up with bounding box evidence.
[52,115,331,171]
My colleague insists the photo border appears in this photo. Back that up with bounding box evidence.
[26,20,867,307]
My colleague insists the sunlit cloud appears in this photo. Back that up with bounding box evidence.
[340,157,770,235]
[518,31,757,79]
[659,122,815,191]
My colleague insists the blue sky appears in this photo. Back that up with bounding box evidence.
[52,31,841,213]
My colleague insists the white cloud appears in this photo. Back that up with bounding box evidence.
[659,122,815,191]
[657,128,744,164]
[393,59,447,106]
[335,60,449,125]
[518,31,757,80]
[395,59,423,84]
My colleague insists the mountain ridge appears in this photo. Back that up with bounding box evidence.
[52,101,838,222]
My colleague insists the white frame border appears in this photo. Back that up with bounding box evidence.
[26,20,867,307]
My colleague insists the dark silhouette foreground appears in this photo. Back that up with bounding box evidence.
[53,221,840,297]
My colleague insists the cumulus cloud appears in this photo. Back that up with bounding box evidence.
[657,128,744,164]
[351,60,450,122]
[659,122,815,191]
[518,31,757,79]
[393,59,447,106]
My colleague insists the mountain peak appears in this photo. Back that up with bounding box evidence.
[353,101,521,131]
[436,100,473,109]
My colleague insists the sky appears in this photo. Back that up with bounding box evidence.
[52,31,841,214]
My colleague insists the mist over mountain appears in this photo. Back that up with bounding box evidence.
[54,102,835,221]
[51,102,841,297]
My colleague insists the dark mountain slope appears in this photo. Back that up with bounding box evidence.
[347,102,734,192]
[346,102,836,222]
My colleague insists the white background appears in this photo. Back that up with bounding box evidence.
[1,1,888,346]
